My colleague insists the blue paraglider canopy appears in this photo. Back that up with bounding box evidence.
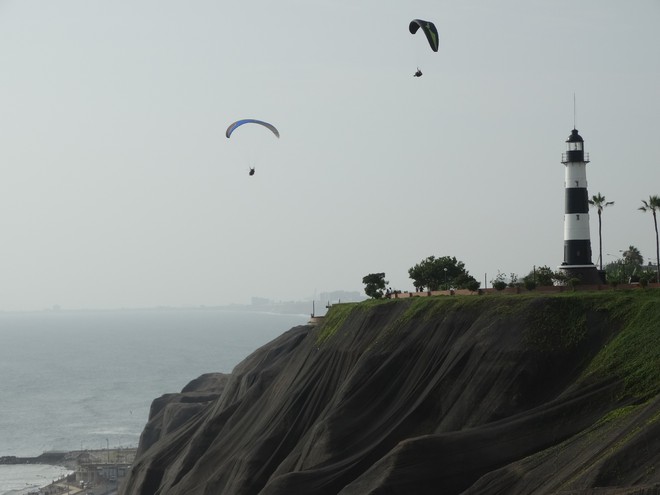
[225,119,280,139]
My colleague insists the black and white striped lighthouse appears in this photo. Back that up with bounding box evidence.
[559,129,602,284]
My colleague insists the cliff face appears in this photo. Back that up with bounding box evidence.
[120,293,660,495]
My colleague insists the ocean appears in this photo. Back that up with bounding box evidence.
[0,308,308,494]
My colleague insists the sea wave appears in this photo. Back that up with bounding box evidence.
[0,465,72,495]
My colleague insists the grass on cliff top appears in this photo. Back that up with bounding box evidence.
[316,294,499,344]
[583,293,660,400]
[318,290,660,399]
[315,301,368,344]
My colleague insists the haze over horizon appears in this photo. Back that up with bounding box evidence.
[1,1,658,311]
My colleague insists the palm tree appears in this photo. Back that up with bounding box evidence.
[622,245,643,266]
[639,195,660,283]
[588,193,614,270]
[622,245,643,282]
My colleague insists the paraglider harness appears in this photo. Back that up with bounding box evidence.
[413,68,423,77]
[249,167,255,176]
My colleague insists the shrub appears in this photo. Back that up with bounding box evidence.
[493,280,507,291]
[491,272,507,291]
[466,280,481,292]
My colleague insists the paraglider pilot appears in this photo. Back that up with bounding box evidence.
[414,68,423,77]
[249,167,255,176]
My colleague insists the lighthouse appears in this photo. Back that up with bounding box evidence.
[559,129,602,284]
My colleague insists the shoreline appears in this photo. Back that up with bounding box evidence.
[1,448,136,495]
[0,464,74,495]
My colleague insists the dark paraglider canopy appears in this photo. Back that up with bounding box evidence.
[409,19,439,52]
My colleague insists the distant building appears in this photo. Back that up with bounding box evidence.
[71,448,135,489]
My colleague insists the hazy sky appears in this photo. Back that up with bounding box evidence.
[1,1,658,311]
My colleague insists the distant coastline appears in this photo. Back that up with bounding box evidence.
[0,452,69,467]
[0,291,365,316]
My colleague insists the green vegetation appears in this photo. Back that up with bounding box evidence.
[408,255,479,291]
[396,296,458,324]
[316,302,360,344]
[522,265,568,287]
[362,272,389,299]
[639,195,660,283]
[491,272,508,291]
[593,404,640,428]
[605,245,656,284]
[585,294,660,399]
[523,296,589,350]
[589,192,615,271]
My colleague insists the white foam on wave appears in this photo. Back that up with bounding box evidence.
[0,465,72,495]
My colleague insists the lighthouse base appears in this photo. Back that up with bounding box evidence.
[558,264,604,285]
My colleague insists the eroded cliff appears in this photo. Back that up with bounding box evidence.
[120,292,660,495]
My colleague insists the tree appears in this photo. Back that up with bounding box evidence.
[491,272,507,291]
[622,245,644,266]
[362,273,388,299]
[522,265,559,287]
[603,247,646,284]
[639,195,660,283]
[568,277,581,291]
[465,279,481,292]
[408,255,478,291]
[605,258,628,284]
[507,273,520,288]
[588,193,614,270]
